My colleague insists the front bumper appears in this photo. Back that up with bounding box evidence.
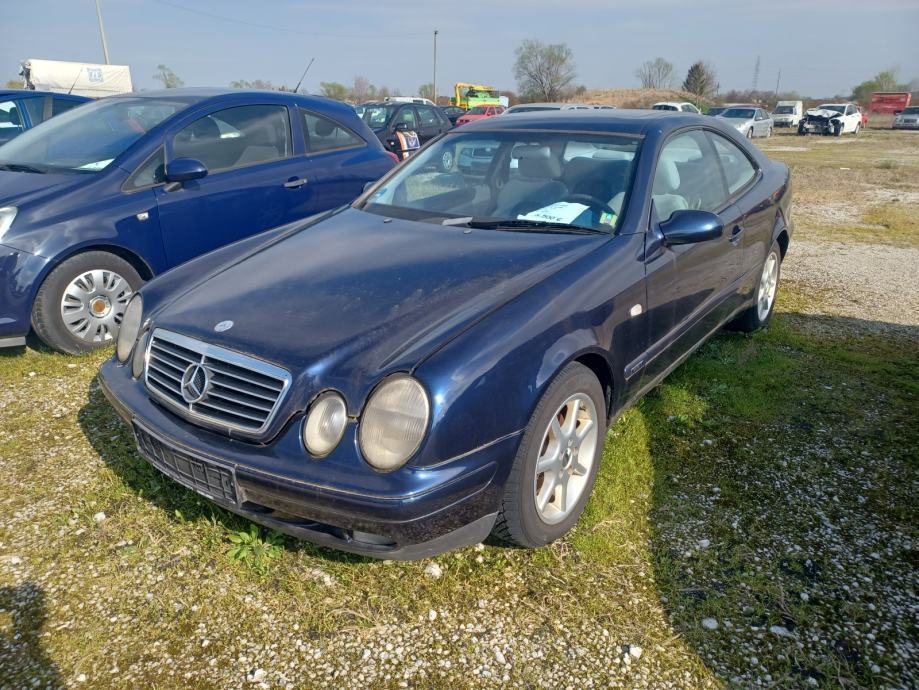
[0,243,50,345]
[893,121,919,129]
[798,120,838,135]
[99,358,519,559]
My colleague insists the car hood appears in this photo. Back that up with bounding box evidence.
[0,169,90,207]
[805,108,843,119]
[150,208,607,391]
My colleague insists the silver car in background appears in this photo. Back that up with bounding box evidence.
[893,106,919,130]
[718,106,773,138]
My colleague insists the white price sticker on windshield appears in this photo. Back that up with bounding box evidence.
[518,202,589,224]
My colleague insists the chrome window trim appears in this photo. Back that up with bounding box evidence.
[144,328,292,438]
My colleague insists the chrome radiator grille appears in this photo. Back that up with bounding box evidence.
[144,329,291,435]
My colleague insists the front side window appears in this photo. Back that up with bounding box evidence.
[395,107,417,129]
[302,110,362,153]
[173,104,291,172]
[360,130,640,233]
[653,130,728,219]
[0,96,186,173]
[709,132,756,196]
[0,100,25,135]
[417,106,440,127]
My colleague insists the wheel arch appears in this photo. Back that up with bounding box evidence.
[45,244,155,284]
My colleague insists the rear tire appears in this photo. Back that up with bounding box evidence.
[492,362,606,548]
[728,240,782,333]
[746,128,754,139]
[32,251,142,354]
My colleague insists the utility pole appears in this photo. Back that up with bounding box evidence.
[752,55,760,92]
[432,30,438,104]
[775,69,781,98]
[95,0,111,64]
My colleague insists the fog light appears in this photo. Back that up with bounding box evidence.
[302,392,348,457]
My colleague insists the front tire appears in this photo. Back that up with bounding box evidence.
[32,251,142,354]
[492,362,606,548]
[746,128,754,139]
[728,241,782,333]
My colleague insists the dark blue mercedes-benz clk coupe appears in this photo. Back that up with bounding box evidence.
[100,110,793,559]
[0,88,394,353]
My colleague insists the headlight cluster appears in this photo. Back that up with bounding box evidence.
[116,294,144,363]
[302,375,430,471]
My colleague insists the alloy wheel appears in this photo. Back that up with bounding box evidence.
[60,269,133,343]
[756,252,779,321]
[533,393,599,525]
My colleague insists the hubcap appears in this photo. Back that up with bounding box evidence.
[756,252,779,321]
[533,393,599,525]
[60,269,132,343]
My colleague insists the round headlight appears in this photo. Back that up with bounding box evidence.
[302,392,348,457]
[359,375,430,471]
[116,294,143,363]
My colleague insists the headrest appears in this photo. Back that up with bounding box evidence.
[513,145,561,179]
[314,118,335,137]
[654,157,680,193]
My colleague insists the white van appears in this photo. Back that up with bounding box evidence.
[772,100,803,127]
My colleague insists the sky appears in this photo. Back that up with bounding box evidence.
[2,0,918,99]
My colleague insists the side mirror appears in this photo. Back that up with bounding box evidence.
[394,122,409,133]
[165,157,208,184]
[659,209,723,245]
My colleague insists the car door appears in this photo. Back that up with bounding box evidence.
[640,128,744,386]
[416,105,444,143]
[299,107,383,208]
[154,102,312,268]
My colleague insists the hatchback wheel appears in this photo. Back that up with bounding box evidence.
[32,251,143,354]
[746,128,754,139]
[492,362,605,548]
[728,240,782,333]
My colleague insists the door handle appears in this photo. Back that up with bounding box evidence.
[284,178,308,189]
[729,225,744,246]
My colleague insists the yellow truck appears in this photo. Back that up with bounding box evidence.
[452,83,501,109]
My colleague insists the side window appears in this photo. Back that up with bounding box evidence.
[172,104,291,172]
[125,147,165,191]
[846,105,856,116]
[708,132,757,196]
[653,130,728,219]
[417,106,440,128]
[395,107,418,129]
[301,110,363,153]
[22,97,46,126]
[0,100,25,135]
[52,98,82,116]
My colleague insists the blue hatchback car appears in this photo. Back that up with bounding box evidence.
[100,110,793,559]
[0,88,394,352]
[0,89,90,145]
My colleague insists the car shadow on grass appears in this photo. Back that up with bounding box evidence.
[76,379,376,566]
[0,582,62,687]
[635,313,918,687]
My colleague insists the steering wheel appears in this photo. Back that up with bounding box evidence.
[561,194,615,216]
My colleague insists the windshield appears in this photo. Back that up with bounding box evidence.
[508,106,560,114]
[773,106,795,114]
[359,105,398,128]
[467,106,488,115]
[0,97,186,174]
[652,104,678,111]
[817,105,846,114]
[357,130,641,233]
[707,107,726,115]
[722,108,755,119]
[901,106,919,114]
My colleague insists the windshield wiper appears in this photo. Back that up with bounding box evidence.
[465,218,607,234]
[0,162,46,174]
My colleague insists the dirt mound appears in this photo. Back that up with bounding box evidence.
[579,88,709,109]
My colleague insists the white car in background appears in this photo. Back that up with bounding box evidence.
[798,103,862,136]
[771,100,803,127]
[651,101,701,114]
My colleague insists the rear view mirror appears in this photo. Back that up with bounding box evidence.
[660,209,723,245]
[165,157,208,184]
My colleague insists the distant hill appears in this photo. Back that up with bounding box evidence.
[577,88,713,110]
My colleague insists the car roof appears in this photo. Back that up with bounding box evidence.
[0,89,90,100]
[457,108,710,136]
[102,87,357,116]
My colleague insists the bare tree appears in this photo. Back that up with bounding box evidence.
[513,39,577,102]
[352,75,372,103]
[418,83,434,100]
[229,79,274,90]
[682,61,717,100]
[635,58,675,89]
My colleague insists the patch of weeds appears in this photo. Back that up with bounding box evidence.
[226,524,285,574]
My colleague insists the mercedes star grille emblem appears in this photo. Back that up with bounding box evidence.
[180,363,211,404]
[214,320,234,332]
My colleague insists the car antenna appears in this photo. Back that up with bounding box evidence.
[67,67,83,95]
[294,58,315,94]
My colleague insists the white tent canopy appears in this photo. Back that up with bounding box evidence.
[20,59,133,98]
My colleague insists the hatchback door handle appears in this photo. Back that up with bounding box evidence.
[284,178,308,189]
[730,225,744,245]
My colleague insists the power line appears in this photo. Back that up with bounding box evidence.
[153,0,432,39]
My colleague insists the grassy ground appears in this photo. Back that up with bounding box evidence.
[1,131,917,689]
